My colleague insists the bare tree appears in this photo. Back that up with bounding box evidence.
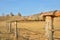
[2,13,5,16]
[18,12,21,16]
[10,12,14,16]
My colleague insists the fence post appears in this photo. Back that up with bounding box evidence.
[45,16,54,40]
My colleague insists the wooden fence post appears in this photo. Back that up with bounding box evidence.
[45,16,54,40]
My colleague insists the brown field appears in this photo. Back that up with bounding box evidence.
[0,10,60,40]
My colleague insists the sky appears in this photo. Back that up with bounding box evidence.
[0,0,60,16]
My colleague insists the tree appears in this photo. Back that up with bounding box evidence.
[10,12,14,16]
[2,13,5,16]
[18,12,21,16]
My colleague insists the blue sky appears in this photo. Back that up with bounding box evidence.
[0,0,60,16]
